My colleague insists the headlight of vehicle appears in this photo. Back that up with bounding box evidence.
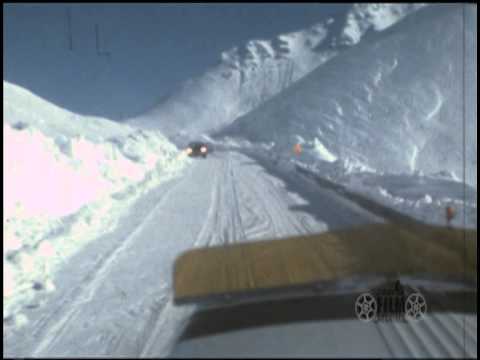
[200,146,207,153]
[186,147,193,154]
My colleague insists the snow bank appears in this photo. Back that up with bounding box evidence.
[218,4,476,187]
[215,5,476,228]
[295,159,477,229]
[218,140,477,229]
[3,81,189,325]
[312,138,337,163]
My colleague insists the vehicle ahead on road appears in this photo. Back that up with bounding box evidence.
[186,142,209,158]
[171,223,477,358]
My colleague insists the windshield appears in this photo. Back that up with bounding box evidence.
[4,3,477,359]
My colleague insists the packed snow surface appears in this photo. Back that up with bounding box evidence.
[4,150,476,358]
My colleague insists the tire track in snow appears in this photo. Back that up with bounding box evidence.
[139,153,247,357]
[220,154,236,244]
[229,151,312,241]
[130,286,170,357]
[138,154,247,357]
[236,174,277,239]
[25,149,377,358]
[230,154,281,239]
[229,154,276,239]
[189,154,229,247]
[140,150,310,357]
[226,153,248,244]
[196,152,247,246]
[193,156,222,248]
[30,166,194,357]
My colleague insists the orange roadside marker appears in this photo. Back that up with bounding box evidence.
[294,143,302,155]
[446,206,456,224]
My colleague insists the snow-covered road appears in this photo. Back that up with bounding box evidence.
[4,150,384,357]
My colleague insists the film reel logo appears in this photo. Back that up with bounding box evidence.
[404,292,427,321]
[355,291,427,322]
[355,292,378,322]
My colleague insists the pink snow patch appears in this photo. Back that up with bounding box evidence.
[4,264,15,298]
[4,126,115,218]
[37,241,56,258]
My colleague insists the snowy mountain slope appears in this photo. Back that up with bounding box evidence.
[128,20,336,137]
[3,81,189,325]
[217,4,476,189]
[5,4,422,121]
[128,4,427,138]
[4,4,427,130]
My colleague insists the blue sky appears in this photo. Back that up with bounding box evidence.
[4,4,351,119]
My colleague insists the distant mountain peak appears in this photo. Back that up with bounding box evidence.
[341,3,428,45]
[220,18,333,75]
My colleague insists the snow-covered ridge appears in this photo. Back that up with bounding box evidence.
[341,3,428,45]
[220,20,333,84]
[129,4,427,138]
[128,18,337,137]
[3,81,189,325]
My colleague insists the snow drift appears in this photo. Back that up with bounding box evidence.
[217,4,476,186]
[3,81,189,324]
[215,4,477,227]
